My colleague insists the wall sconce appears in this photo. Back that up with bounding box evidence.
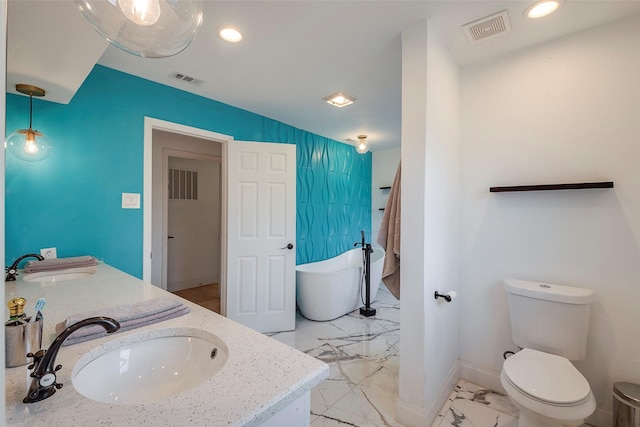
[6,84,52,162]
[75,0,204,58]
[356,135,369,154]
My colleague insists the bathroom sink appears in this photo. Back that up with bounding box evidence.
[23,267,97,283]
[72,328,228,405]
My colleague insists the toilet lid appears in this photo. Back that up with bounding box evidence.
[503,349,591,405]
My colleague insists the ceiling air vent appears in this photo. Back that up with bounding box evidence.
[463,10,512,43]
[169,72,205,86]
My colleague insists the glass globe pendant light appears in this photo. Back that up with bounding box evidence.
[6,84,52,162]
[355,135,369,154]
[75,0,204,58]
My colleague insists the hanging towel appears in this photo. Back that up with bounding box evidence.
[25,256,99,273]
[55,296,190,346]
[377,162,401,299]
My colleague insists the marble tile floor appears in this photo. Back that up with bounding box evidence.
[432,381,591,427]
[272,298,519,427]
[432,380,519,427]
[270,288,591,427]
[270,287,403,426]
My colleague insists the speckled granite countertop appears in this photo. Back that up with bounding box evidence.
[5,263,328,426]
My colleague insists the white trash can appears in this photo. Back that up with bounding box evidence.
[614,382,640,427]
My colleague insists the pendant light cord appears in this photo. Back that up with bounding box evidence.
[28,93,33,129]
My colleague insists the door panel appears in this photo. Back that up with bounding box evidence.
[267,255,286,311]
[268,183,287,237]
[239,182,258,238]
[238,256,257,314]
[227,141,296,332]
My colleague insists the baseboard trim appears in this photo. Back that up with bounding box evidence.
[168,276,218,292]
[396,398,428,426]
[425,362,460,424]
[458,360,505,394]
[396,362,460,427]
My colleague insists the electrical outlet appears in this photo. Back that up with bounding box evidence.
[40,247,57,259]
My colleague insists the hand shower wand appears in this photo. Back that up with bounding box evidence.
[355,230,376,317]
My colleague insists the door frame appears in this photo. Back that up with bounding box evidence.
[143,117,232,315]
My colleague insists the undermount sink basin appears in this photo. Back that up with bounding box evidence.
[23,267,97,283]
[72,328,228,405]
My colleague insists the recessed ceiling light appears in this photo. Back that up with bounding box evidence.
[323,92,357,108]
[525,0,563,19]
[219,27,243,43]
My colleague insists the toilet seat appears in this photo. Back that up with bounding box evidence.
[503,349,591,406]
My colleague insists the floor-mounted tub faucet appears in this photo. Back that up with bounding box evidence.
[354,231,376,317]
[23,316,120,403]
[5,253,44,281]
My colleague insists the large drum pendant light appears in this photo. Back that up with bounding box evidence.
[6,85,52,162]
[75,0,204,58]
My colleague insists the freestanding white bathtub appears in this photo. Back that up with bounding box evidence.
[296,245,385,321]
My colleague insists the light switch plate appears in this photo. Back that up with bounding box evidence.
[40,247,57,259]
[122,193,141,209]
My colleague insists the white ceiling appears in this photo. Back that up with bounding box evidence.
[7,1,640,151]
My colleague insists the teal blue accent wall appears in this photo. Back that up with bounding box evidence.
[5,65,371,276]
[297,140,370,262]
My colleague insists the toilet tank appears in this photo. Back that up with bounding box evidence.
[505,279,594,360]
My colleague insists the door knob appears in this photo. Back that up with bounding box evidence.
[281,243,294,250]
[168,235,175,239]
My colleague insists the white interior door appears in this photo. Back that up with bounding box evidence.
[226,141,296,333]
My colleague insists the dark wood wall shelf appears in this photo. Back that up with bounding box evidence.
[490,181,614,193]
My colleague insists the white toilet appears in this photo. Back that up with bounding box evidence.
[501,278,597,427]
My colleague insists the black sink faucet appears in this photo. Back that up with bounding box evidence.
[5,253,44,281]
[23,316,120,404]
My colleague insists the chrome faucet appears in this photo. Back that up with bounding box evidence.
[5,253,44,281]
[23,316,120,404]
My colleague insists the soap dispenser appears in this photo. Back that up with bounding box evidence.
[5,298,43,368]
[6,297,28,326]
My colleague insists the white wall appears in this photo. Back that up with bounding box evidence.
[372,148,400,243]
[167,157,220,291]
[398,20,460,426]
[459,15,640,426]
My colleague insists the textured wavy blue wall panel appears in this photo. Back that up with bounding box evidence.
[297,134,371,264]
[4,65,371,275]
